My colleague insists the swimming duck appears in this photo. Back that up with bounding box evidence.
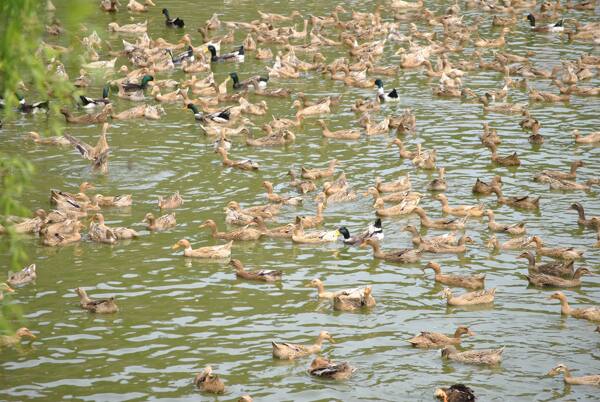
[301,159,337,180]
[246,128,295,147]
[365,117,391,136]
[172,239,232,259]
[293,98,331,118]
[333,286,376,311]
[373,196,420,217]
[288,170,317,194]
[298,204,325,229]
[491,186,540,210]
[547,364,600,386]
[338,219,383,246]
[162,8,184,27]
[291,221,340,244]
[487,235,533,251]
[519,251,575,278]
[95,194,132,208]
[120,75,154,93]
[261,181,302,205]
[88,213,117,244]
[7,264,37,287]
[0,283,15,301]
[549,291,600,321]
[535,160,584,182]
[440,288,495,306]
[403,225,457,248]
[75,287,118,313]
[428,168,448,191]
[375,175,411,193]
[413,207,468,230]
[307,278,362,299]
[80,85,110,108]
[167,46,194,65]
[25,131,71,146]
[61,104,112,124]
[0,327,36,348]
[108,20,148,33]
[434,384,476,402]
[486,143,520,167]
[360,238,421,263]
[572,129,600,144]
[474,27,509,48]
[441,345,504,365]
[408,326,475,348]
[526,14,564,32]
[308,357,355,380]
[388,139,418,159]
[486,210,526,235]
[143,212,176,231]
[200,218,264,241]
[50,182,95,205]
[526,268,591,288]
[472,176,502,195]
[194,366,224,394]
[226,201,280,220]
[230,72,268,90]
[570,202,599,228]
[434,194,484,217]
[216,147,259,171]
[424,262,485,289]
[530,236,584,260]
[419,235,474,254]
[208,45,244,63]
[230,259,282,282]
[480,122,501,147]
[272,331,334,360]
[224,203,255,226]
[317,119,360,140]
[158,191,184,209]
[127,0,149,12]
[17,96,49,114]
[374,78,399,102]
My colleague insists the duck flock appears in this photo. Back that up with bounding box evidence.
[1,0,600,400]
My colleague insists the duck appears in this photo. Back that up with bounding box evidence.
[388,139,418,160]
[419,235,474,254]
[308,357,355,380]
[194,366,224,394]
[375,175,411,193]
[301,159,337,180]
[472,176,502,195]
[0,283,15,301]
[434,384,476,402]
[373,196,420,217]
[167,46,194,65]
[572,129,600,144]
[272,331,334,360]
[486,210,526,235]
[481,122,501,147]
[333,286,376,311]
[293,98,331,118]
[288,170,317,194]
[107,20,148,33]
[491,186,540,210]
[50,182,95,205]
[75,287,118,313]
[225,201,280,220]
[297,204,325,229]
[80,85,110,108]
[158,191,184,209]
[7,264,37,287]
[0,327,36,348]
[403,225,457,248]
[162,8,184,27]
[172,239,233,259]
[365,117,391,136]
[487,235,534,251]
[549,291,600,321]
[434,194,483,217]
[143,212,176,231]
[440,288,495,306]
[95,194,132,208]
[307,278,364,299]
[200,218,264,241]
[230,72,268,90]
[413,207,468,230]
[224,203,256,226]
[518,251,575,278]
[441,345,504,365]
[474,27,509,48]
[291,221,340,244]
[120,74,154,92]
[260,181,302,206]
[360,238,421,263]
[487,143,520,166]
[25,131,71,146]
[338,219,384,246]
[229,259,282,282]
[526,14,564,32]
[208,45,244,63]
[428,168,448,191]
[317,119,360,140]
[246,128,295,147]
[16,96,49,113]
[530,236,584,260]
[547,364,600,386]
[526,268,591,288]
[424,262,485,289]
[216,147,259,171]
[570,202,599,228]
[408,326,475,348]
[150,86,183,102]
[61,104,112,124]
[88,213,117,244]
[374,78,399,102]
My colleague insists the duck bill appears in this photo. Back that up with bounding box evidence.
[467,330,475,337]
[171,244,180,250]
[4,284,14,293]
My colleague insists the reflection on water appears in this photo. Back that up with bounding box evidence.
[1,0,599,401]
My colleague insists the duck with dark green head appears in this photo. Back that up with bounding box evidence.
[375,79,399,102]
[229,72,268,90]
[186,103,230,124]
[80,84,110,108]
[121,75,153,92]
[17,94,49,113]
[208,45,244,63]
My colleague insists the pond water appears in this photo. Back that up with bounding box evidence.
[1,0,599,401]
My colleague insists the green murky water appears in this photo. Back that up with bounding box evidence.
[1,1,599,401]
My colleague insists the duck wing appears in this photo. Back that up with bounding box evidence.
[63,133,94,159]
